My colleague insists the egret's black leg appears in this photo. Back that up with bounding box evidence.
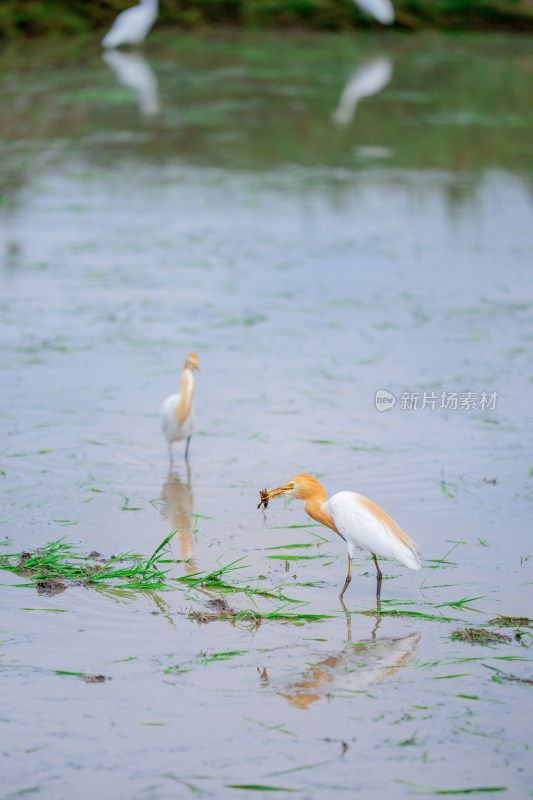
[372,554,382,598]
[339,556,352,599]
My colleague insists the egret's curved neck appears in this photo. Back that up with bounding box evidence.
[176,367,195,426]
[303,492,342,539]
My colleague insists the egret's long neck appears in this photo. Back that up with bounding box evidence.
[304,492,340,537]
[175,367,195,426]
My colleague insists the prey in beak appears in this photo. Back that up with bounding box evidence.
[257,484,291,510]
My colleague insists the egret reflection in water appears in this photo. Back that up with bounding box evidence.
[274,617,419,709]
[103,50,159,117]
[332,57,393,127]
[161,467,197,575]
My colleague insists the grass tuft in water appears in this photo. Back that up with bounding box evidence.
[451,628,511,645]
[177,560,303,603]
[0,533,176,590]
[488,615,532,628]
[189,598,333,628]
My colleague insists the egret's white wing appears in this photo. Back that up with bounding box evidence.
[326,491,421,568]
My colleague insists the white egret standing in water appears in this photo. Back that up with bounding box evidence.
[259,474,421,599]
[102,0,159,48]
[332,57,393,126]
[103,50,159,116]
[160,353,201,463]
[354,0,395,25]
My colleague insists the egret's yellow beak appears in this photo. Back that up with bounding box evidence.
[257,484,291,510]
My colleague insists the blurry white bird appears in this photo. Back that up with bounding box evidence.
[332,57,393,126]
[103,50,159,116]
[354,0,395,25]
[260,474,421,599]
[102,0,158,49]
[160,353,200,463]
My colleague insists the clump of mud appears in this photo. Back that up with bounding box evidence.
[84,674,109,683]
[493,674,533,686]
[451,627,511,644]
[489,615,532,628]
[189,597,261,627]
[36,578,67,595]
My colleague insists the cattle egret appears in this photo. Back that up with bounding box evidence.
[160,353,200,463]
[102,0,159,49]
[259,474,421,598]
[355,0,395,25]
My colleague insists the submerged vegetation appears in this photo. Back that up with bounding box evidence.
[1,0,532,38]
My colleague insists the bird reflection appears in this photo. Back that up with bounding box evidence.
[274,617,419,710]
[103,50,159,117]
[332,57,393,127]
[161,466,198,575]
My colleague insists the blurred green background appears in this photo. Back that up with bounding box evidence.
[1,0,533,38]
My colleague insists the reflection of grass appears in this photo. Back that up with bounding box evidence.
[397,780,507,794]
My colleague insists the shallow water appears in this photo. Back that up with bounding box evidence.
[1,30,532,800]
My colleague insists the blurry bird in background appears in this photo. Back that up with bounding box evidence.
[102,0,159,49]
[354,0,395,25]
[332,57,393,126]
[99,0,391,51]
[259,474,421,599]
[160,353,201,464]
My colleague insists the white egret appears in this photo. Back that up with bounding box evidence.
[102,0,159,49]
[160,353,200,463]
[354,0,395,25]
[260,474,421,598]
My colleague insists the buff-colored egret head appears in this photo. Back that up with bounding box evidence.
[185,353,200,371]
[262,474,324,502]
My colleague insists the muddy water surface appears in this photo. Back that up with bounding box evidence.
[1,31,532,799]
